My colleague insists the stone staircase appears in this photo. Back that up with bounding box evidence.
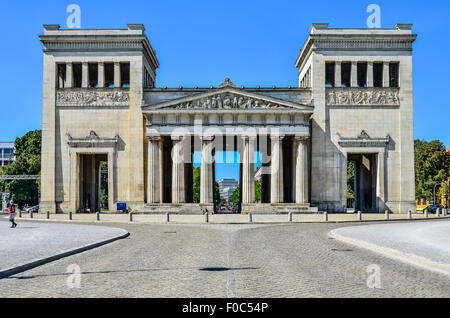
[242,203,319,214]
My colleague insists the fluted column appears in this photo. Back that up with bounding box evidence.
[114,62,121,88]
[351,61,358,87]
[367,62,374,87]
[98,62,105,88]
[171,137,185,204]
[334,61,341,87]
[295,137,309,204]
[200,136,214,204]
[242,136,256,204]
[383,62,390,88]
[270,135,284,203]
[82,62,89,88]
[65,62,73,88]
[147,137,161,204]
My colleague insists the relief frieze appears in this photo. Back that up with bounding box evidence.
[326,88,400,106]
[56,89,129,107]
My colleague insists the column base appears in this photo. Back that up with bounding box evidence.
[39,201,57,214]
[241,203,319,214]
[138,203,212,214]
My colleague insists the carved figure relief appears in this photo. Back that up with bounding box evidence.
[326,88,399,106]
[56,90,129,106]
[174,94,288,110]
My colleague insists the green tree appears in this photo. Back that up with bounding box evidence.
[229,186,240,206]
[100,162,108,210]
[414,139,450,202]
[193,167,200,203]
[255,180,261,202]
[347,161,355,196]
[0,130,42,207]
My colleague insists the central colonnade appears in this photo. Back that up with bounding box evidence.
[146,134,310,213]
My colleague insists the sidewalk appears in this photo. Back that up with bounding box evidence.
[5,211,449,225]
[0,221,129,278]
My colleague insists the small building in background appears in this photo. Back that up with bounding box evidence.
[0,142,15,167]
[218,179,239,202]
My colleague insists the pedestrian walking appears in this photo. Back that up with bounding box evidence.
[8,200,17,228]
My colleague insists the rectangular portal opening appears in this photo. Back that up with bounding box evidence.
[72,63,82,88]
[88,63,98,88]
[120,62,130,87]
[347,154,377,212]
[373,62,383,88]
[341,62,351,88]
[389,62,399,88]
[104,63,115,88]
[357,62,367,88]
[325,62,335,87]
[79,154,108,213]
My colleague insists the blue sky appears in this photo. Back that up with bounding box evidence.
[0,0,448,180]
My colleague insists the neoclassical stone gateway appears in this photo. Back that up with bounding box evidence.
[39,23,416,214]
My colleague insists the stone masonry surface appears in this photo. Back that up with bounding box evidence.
[0,220,449,298]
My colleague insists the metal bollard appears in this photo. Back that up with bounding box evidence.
[436,208,440,218]
[69,212,72,220]
[248,213,253,223]
[30,211,33,219]
[19,210,22,218]
[357,211,362,221]
[96,212,100,221]
[324,212,328,222]
[129,212,133,222]
[408,211,412,219]
[288,212,293,222]
[205,212,209,223]
[385,210,389,220]
[46,211,50,219]
[166,213,170,223]
[444,208,448,216]
[424,209,428,218]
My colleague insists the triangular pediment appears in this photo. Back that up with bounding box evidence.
[142,87,313,113]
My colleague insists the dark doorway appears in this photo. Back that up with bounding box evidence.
[79,154,108,213]
[347,154,377,212]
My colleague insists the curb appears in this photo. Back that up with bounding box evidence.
[329,229,450,277]
[0,227,130,279]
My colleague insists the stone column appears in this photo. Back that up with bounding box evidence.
[171,137,185,204]
[295,137,309,204]
[114,62,121,88]
[70,152,79,213]
[376,151,386,212]
[65,62,73,88]
[107,151,115,212]
[90,155,96,212]
[334,61,341,87]
[270,135,284,203]
[159,138,164,203]
[147,137,161,204]
[98,62,105,88]
[242,136,256,204]
[367,62,374,87]
[200,136,214,204]
[82,62,89,88]
[351,61,358,87]
[383,62,390,88]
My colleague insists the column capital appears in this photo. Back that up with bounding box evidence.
[241,135,257,141]
[200,135,214,141]
[294,136,309,141]
[148,135,161,141]
[270,134,285,140]
[171,135,186,141]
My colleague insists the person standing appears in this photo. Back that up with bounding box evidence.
[8,200,17,228]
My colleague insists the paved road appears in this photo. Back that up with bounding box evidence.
[331,220,450,275]
[0,220,449,298]
[0,221,128,274]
